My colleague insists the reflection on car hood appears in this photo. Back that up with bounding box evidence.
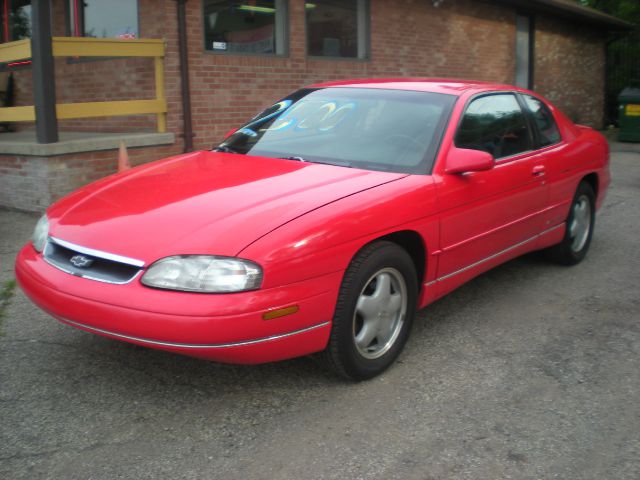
[47,151,407,263]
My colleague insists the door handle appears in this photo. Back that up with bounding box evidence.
[532,165,546,176]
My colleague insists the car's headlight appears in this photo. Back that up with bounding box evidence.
[141,255,263,293]
[32,214,49,253]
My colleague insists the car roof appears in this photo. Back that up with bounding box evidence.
[307,78,526,97]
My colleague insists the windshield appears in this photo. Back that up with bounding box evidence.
[217,87,456,174]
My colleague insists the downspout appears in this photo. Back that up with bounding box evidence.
[175,0,194,152]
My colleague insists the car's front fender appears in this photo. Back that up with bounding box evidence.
[238,175,441,290]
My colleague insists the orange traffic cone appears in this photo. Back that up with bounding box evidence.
[118,141,131,172]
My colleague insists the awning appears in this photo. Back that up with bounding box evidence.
[493,0,633,30]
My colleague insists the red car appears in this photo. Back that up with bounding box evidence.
[16,79,610,380]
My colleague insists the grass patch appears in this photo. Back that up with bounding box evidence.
[0,279,17,335]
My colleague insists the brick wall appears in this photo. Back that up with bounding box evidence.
[2,0,610,212]
[185,0,517,150]
[9,0,609,149]
[8,0,511,151]
[12,0,177,135]
[534,13,607,127]
[0,144,180,212]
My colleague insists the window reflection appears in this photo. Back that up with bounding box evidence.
[204,0,284,55]
[0,0,31,42]
[220,87,455,174]
[523,95,561,147]
[456,94,533,158]
[306,0,368,59]
[69,0,139,38]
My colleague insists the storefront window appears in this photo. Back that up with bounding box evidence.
[69,0,139,38]
[1,0,32,42]
[305,0,368,59]
[203,0,287,55]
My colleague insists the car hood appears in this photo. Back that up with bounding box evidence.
[47,151,407,264]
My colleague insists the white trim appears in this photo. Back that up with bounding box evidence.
[49,236,145,267]
[425,223,564,286]
[57,317,331,349]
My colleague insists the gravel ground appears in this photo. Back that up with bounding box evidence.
[0,143,638,480]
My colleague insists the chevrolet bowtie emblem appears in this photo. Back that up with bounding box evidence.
[70,254,94,268]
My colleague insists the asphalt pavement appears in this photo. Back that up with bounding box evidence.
[1,143,639,480]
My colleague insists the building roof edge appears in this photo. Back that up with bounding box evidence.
[491,0,633,30]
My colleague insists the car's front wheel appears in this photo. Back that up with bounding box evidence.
[322,241,417,380]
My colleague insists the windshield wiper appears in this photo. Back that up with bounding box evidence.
[213,145,241,154]
[278,156,352,168]
[311,159,352,168]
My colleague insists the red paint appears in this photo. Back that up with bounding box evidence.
[7,60,31,67]
[15,80,610,365]
[73,0,80,36]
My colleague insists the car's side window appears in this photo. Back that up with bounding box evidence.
[455,93,533,159]
[522,95,562,147]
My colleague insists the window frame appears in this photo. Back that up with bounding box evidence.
[517,93,563,149]
[65,0,141,39]
[1,0,33,43]
[305,0,370,61]
[62,0,141,65]
[454,91,536,162]
[201,0,289,57]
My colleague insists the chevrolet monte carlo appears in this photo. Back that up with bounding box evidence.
[16,79,610,380]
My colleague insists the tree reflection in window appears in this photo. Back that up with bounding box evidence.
[0,0,31,42]
[456,94,533,158]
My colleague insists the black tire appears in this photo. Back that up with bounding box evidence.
[546,181,596,265]
[321,241,418,380]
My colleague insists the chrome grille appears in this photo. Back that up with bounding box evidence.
[43,237,143,284]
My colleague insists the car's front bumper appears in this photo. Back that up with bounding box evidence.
[16,245,339,364]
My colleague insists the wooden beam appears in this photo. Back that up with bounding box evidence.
[0,39,31,63]
[51,37,165,58]
[0,105,36,122]
[56,99,167,119]
[0,99,167,122]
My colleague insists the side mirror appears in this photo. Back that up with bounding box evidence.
[445,146,495,174]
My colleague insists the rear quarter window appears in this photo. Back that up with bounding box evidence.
[523,95,562,147]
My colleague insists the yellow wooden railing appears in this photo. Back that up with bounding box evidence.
[0,37,167,133]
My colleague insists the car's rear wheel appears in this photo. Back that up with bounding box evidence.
[321,241,417,380]
[547,181,595,265]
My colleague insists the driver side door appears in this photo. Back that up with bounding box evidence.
[434,92,549,294]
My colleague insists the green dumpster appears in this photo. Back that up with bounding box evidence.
[618,87,640,142]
